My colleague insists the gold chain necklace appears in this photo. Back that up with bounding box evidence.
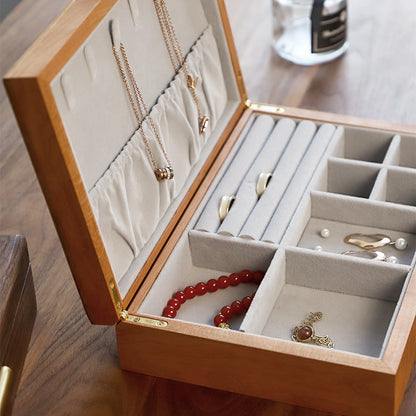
[112,42,174,181]
[153,0,209,135]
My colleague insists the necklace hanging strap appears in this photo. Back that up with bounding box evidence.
[112,42,174,181]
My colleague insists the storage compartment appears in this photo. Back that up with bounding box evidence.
[339,127,395,163]
[243,248,409,357]
[326,159,380,198]
[295,192,416,266]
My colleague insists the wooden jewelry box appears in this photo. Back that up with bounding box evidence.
[0,235,37,416]
[4,1,416,415]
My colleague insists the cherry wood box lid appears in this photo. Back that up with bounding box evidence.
[3,0,247,325]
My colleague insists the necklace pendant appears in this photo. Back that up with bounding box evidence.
[199,116,209,134]
[155,167,174,181]
[187,75,198,90]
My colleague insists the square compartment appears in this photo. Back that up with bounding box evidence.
[327,159,380,198]
[243,248,409,358]
[341,127,394,163]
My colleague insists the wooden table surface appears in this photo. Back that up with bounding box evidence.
[1,0,415,415]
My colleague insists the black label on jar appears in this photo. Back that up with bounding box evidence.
[311,0,347,53]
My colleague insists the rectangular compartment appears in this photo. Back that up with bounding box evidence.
[327,158,380,198]
[243,248,409,358]
[384,168,416,206]
[293,192,416,266]
[338,127,395,163]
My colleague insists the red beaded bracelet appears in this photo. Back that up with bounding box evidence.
[214,292,256,329]
[162,270,265,325]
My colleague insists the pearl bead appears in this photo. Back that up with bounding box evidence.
[387,256,398,264]
[320,228,330,238]
[394,238,408,250]
[314,245,323,251]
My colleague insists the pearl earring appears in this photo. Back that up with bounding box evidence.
[320,228,330,238]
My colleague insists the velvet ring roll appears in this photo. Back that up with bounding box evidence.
[219,195,236,222]
[256,172,273,197]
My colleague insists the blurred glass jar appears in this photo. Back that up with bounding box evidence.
[272,0,348,65]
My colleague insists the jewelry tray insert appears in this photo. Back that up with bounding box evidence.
[139,113,416,358]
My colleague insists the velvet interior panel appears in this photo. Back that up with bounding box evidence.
[89,25,228,281]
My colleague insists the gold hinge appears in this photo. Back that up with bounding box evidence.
[0,366,13,415]
[120,310,168,328]
[236,71,248,102]
[245,100,285,114]
[109,278,123,314]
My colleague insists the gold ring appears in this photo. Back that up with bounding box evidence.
[256,172,273,197]
[218,195,236,222]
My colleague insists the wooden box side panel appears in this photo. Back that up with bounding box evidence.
[116,321,396,416]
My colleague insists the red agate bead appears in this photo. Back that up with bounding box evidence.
[241,296,252,310]
[240,270,253,282]
[217,275,230,289]
[206,279,218,292]
[184,285,196,299]
[252,271,265,283]
[162,306,177,318]
[195,282,208,296]
[174,291,186,304]
[231,300,243,314]
[229,273,241,286]
[167,298,181,310]
[214,314,226,327]
[221,305,233,320]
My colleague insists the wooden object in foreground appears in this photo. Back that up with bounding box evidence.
[0,235,37,416]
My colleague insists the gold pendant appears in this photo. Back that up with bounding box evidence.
[154,167,174,181]
[187,75,198,90]
[199,115,209,134]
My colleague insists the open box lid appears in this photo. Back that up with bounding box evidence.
[4,0,251,325]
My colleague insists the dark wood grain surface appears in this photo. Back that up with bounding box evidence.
[0,0,415,415]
